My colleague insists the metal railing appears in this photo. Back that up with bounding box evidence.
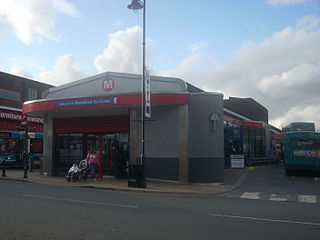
[225,155,281,168]
[247,156,281,166]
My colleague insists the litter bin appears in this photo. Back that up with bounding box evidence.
[128,164,146,188]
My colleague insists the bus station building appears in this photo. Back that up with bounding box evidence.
[23,72,225,184]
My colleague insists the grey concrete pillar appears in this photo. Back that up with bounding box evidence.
[130,108,138,164]
[43,115,54,176]
[179,104,189,184]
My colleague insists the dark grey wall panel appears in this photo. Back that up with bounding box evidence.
[189,157,224,183]
[189,93,224,158]
[145,157,179,181]
[143,105,180,158]
[188,93,224,183]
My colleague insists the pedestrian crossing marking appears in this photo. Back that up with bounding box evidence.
[298,195,317,203]
[240,192,260,199]
[228,192,319,204]
[270,194,288,202]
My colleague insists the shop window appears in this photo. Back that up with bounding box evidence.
[56,133,83,172]
[27,88,38,101]
[0,88,20,101]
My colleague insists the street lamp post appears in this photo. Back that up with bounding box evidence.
[127,0,146,188]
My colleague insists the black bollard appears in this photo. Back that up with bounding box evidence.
[23,152,28,179]
[23,165,28,179]
[29,158,33,172]
[2,159,6,177]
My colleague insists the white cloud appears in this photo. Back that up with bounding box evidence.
[52,0,78,16]
[36,54,85,86]
[9,67,34,80]
[0,0,78,44]
[93,26,143,74]
[267,0,310,7]
[156,15,320,129]
[257,62,320,99]
[296,15,320,30]
[272,106,320,130]
[157,41,215,80]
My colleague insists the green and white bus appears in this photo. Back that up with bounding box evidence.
[284,131,320,175]
[0,131,43,168]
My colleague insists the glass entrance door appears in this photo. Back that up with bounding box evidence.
[87,134,99,155]
[102,134,116,175]
[56,133,83,176]
[86,132,129,178]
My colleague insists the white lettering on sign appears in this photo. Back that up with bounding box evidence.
[102,78,115,92]
[0,111,22,120]
[293,150,319,157]
[145,69,151,118]
[231,154,245,168]
[0,110,43,123]
[56,97,117,107]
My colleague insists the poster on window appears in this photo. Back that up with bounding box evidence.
[231,154,245,168]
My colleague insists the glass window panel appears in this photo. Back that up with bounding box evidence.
[27,88,38,101]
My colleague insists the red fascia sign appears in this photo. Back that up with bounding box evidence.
[0,108,43,124]
[224,115,241,126]
[240,121,265,128]
[272,133,284,138]
[224,115,265,128]
[23,94,189,115]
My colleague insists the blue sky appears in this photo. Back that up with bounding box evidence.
[0,0,319,129]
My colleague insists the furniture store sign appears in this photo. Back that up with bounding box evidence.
[0,109,43,123]
[56,97,117,107]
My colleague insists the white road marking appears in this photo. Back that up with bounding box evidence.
[240,192,260,199]
[208,213,320,227]
[23,194,138,209]
[269,194,288,202]
[298,195,317,204]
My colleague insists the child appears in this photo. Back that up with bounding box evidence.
[66,163,79,181]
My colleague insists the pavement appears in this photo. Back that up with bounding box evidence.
[0,168,248,195]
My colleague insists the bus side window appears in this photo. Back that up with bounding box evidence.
[0,140,6,154]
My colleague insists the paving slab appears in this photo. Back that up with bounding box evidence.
[0,168,248,195]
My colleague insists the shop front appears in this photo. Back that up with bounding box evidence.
[54,115,129,178]
[224,113,268,167]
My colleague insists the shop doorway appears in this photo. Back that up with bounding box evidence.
[55,132,129,177]
[86,132,129,178]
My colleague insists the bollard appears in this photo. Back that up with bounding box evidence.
[40,159,43,175]
[29,158,33,172]
[2,159,6,177]
[23,152,28,179]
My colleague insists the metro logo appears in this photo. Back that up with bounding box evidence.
[102,78,115,92]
